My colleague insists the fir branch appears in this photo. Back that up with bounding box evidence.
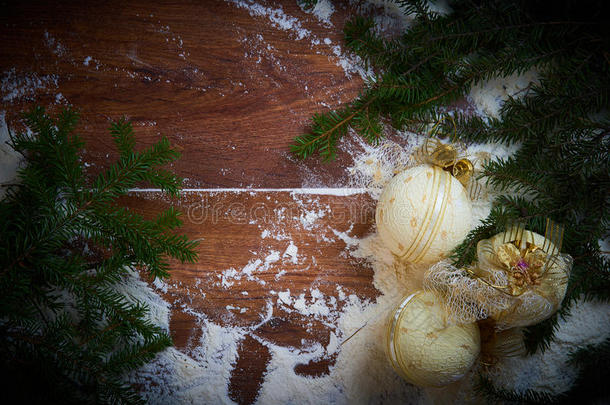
[110,118,136,158]
[450,204,508,267]
[293,0,610,400]
[560,337,610,403]
[477,336,610,404]
[475,375,557,404]
[523,312,561,354]
[0,107,198,404]
[291,96,377,160]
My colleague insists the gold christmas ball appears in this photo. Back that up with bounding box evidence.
[476,229,571,328]
[386,290,481,387]
[376,165,473,264]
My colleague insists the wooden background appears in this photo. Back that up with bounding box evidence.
[0,1,386,403]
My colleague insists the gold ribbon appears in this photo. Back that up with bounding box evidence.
[472,220,568,298]
[398,166,452,263]
[413,136,474,188]
[468,220,572,329]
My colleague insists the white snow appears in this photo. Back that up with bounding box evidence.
[1,68,58,103]
[282,241,299,264]
[228,0,311,40]
[0,112,22,199]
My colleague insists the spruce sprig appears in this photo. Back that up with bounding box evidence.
[0,107,198,404]
[292,1,607,159]
[292,0,609,401]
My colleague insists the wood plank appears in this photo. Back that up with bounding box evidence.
[121,190,377,328]
[0,0,362,188]
[120,190,377,402]
[0,1,388,402]
[229,335,271,405]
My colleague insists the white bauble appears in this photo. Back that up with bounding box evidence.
[376,165,473,264]
[386,291,480,387]
[476,230,571,328]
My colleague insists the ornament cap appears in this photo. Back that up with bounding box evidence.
[413,137,474,188]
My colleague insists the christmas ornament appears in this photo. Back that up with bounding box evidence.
[386,290,480,387]
[424,220,572,329]
[376,138,474,264]
[473,221,572,328]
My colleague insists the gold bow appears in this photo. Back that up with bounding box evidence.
[423,219,572,332]
[413,137,474,188]
[472,220,567,297]
[466,219,572,329]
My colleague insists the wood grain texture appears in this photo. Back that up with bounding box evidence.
[0,0,385,402]
[0,0,362,188]
[120,190,377,329]
[229,335,272,405]
[120,190,377,402]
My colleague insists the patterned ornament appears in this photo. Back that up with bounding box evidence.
[376,139,476,264]
[386,290,480,387]
[424,220,572,329]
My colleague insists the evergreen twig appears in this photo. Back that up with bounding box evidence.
[0,107,199,404]
[292,0,610,402]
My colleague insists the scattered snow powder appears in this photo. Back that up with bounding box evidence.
[1,68,59,103]
[468,70,539,118]
[228,0,311,40]
[283,241,299,264]
[0,111,23,199]
[308,0,335,26]
[226,0,373,80]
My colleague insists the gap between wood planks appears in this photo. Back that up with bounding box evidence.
[128,188,373,195]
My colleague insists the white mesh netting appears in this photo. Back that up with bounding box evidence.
[423,261,513,325]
